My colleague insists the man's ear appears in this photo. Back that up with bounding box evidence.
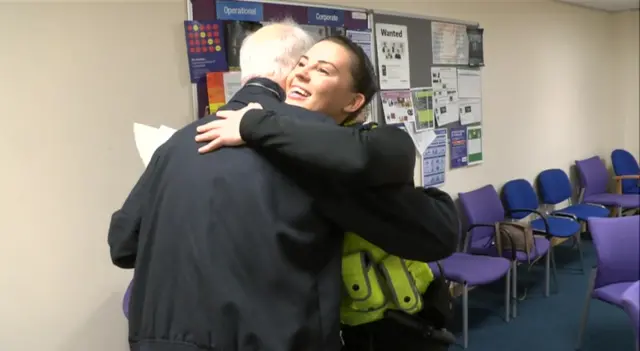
[343,93,366,114]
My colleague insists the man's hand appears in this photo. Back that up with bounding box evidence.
[195,103,263,154]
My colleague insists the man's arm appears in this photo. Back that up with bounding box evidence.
[107,145,163,269]
[239,109,416,186]
[320,185,459,262]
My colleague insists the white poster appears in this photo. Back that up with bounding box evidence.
[431,21,469,65]
[222,71,242,103]
[431,67,459,127]
[375,23,411,90]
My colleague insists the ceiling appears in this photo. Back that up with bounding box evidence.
[556,0,640,11]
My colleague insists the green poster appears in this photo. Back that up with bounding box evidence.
[467,125,483,165]
[410,87,434,130]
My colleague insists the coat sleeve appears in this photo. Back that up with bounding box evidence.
[107,145,163,269]
[239,109,416,186]
[322,185,459,262]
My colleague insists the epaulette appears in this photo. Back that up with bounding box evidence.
[360,122,379,131]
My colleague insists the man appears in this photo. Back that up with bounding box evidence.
[109,21,455,351]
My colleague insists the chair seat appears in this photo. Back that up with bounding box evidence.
[584,193,640,208]
[469,236,550,262]
[530,216,581,237]
[593,281,636,307]
[553,204,610,221]
[429,253,510,286]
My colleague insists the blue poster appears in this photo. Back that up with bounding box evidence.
[184,20,228,83]
[449,127,468,169]
[423,128,447,188]
[307,7,345,27]
[216,0,264,22]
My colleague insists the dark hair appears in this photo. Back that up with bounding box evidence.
[321,35,379,120]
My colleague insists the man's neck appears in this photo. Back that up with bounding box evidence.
[243,77,286,102]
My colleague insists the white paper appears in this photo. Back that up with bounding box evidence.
[431,67,458,92]
[346,29,373,63]
[422,128,447,188]
[223,71,242,103]
[431,21,469,65]
[375,23,411,90]
[458,99,482,125]
[457,69,482,99]
[403,121,436,155]
[380,90,414,124]
[133,123,177,167]
[431,67,460,127]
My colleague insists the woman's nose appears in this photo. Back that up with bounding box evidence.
[295,67,311,82]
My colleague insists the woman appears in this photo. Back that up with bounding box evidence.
[196,35,455,351]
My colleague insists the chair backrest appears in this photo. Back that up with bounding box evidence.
[612,149,640,194]
[502,179,539,220]
[459,185,505,243]
[537,169,573,205]
[588,216,640,289]
[575,156,609,197]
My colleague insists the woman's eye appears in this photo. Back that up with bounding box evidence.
[297,62,306,67]
[317,68,328,74]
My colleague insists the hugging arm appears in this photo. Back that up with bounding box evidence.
[325,185,459,262]
[239,109,416,186]
[107,147,163,269]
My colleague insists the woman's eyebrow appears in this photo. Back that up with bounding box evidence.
[317,60,339,72]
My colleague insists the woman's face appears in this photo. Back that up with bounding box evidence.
[285,40,365,123]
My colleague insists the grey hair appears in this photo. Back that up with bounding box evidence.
[239,18,316,84]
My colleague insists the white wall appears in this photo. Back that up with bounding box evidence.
[612,10,640,158]
[0,1,637,351]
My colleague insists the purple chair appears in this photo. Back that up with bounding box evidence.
[575,156,640,216]
[576,216,640,350]
[622,282,640,349]
[459,185,553,318]
[429,253,512,349]
[123,280,132,319]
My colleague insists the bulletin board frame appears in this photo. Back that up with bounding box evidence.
[370,10,484,187]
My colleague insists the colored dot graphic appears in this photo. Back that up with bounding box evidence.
[187,22,222,54]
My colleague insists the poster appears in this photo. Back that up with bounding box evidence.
[206,71,241,113]
[422,128,447,188]
[380,90,414,124]
[410,87,434,131]
[184,20,228,83]
[225,21,263,70]
[431,21,469,65]
[449,127,468,169]
[467,125,484,165]
[431,67,459,127]
[301,25,345,41]
[467,27,485,67]
[375,23,411,90]
[346,29,373,62]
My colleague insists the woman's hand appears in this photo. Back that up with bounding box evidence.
[195,103,262,154]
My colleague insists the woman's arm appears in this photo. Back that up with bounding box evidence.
[238,108,416,186]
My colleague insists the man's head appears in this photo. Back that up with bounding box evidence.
[239,19,315,89]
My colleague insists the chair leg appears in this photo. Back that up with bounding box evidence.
[551,248,559,293]
[505,266,511,323]
[511,261,518,319]
[462,284,469,349]
[574,233,585,274]
[544,250,551,297]
[575,268,597,350]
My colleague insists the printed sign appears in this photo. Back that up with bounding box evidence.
[307,7,344,26]
[216,0,264,22]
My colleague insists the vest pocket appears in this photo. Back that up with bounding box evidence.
[378,256,423,314]
[341,252,386,311]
